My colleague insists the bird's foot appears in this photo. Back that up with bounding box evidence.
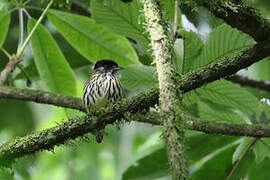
[95,129,108,143]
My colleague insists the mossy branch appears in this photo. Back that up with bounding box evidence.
[0,86,85,111]
[183,0,270,42]
[132,112,270,138]
[0,35,270,168]
[141,0,188,179]
[0,88,159,167]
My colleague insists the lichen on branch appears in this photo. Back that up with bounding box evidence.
[141,0,188,179]
[182,0,270,42]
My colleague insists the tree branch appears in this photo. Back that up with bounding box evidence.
[0,86,85,111]
[0,30,270,168]
[142,0,188,179]
[3,105,270,167]
[179,41,270,93]
[132,112,270,138]
[227,74,270,92]
[1,41,269,112]
[0,57,21,86]
[0,88,159,167]
[184,0,270,42]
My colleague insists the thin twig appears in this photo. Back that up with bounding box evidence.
[23,0,32,6]
[173,0,179,38]
[16,64,32,86]
[0,0,54,86]
[226,138,258,180]
[23,8,31,18]
[0,47,12,59]
[16,0,54,58]
[18,8,24,50]
[0,57,21,86]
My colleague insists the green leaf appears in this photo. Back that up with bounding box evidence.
[184,23,255,72]
[198,101,246,124]
[0,169,14,180]
[121,65,158,92]
[232,137,254,164]
[0,10,10,47]
[248,158,270,180]
[27,18,77,96]
[122,148,169,180]
[253,139,270,163]
[173,38,184,74]
[48,9,139,66]
[196,80,259,116]
[180,30,204,74]
[0,100,35,136]
[91,0,149,53]
[186,133,239,165]
[160,0,181,24]
[192,144,237,179]
[249,57,270,81]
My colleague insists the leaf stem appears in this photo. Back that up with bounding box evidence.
[16,0,54,58]
[17,64,32,86]
[23,0,32,6]
[173,0,179,39]
[0,48,12,59]
[226,138,258,180]
[18,8,24,50]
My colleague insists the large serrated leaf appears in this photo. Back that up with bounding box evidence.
[197,101,246,124]
[196,80,259,116]
[232,137,254,164]
[0,10,10,47]
[121,65,158,92]
[173,38,184,74]
[248,158,270,180]
[91,0,149,53]
[253,138,270,163]
[187,133,239,165]
[28,18,77,96]
[48,9,139,66]
[183,23,255,73]
[192,144,237,179]
[180,30,204,74]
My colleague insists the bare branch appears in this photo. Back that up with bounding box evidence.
[227,74,270,92]
[0,57,21,86]
[0,86,84,111]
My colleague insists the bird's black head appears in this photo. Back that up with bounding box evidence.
[94,59,123,74]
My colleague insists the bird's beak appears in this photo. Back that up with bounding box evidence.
[115,66,124,70]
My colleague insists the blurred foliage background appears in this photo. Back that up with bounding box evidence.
[0,0,270,180]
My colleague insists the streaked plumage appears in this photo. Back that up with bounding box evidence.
[83,59,123,112]
[83,59,123,142]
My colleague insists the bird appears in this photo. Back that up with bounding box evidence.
[83,59,124,143]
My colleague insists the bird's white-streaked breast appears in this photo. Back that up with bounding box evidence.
[83,73,122,111]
